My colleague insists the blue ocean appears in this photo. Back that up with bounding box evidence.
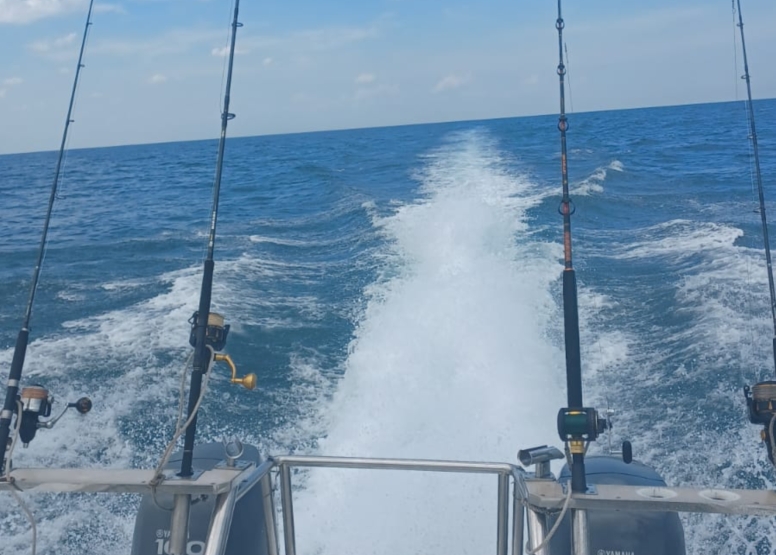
[1,99,776,554]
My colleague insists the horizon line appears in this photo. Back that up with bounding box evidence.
[1,96,773,158]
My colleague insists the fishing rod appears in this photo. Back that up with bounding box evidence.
[0,0,96,475]
[735,0,776,373]
[737,0,776,464]
[179,0,243,479]
[553,0,606,496]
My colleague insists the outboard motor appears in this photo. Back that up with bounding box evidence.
[548,455,686,555]
[131,442,271,555]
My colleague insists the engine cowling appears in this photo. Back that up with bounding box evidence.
[549,455,686,555]
[131,443,271,555]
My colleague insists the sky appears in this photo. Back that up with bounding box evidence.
[0,0,774,154]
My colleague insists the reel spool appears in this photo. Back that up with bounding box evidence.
[744,381,776,463]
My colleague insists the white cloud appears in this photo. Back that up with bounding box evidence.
[0,0,84,24]
[433,74,470,93]
[28,32,77,53]
[355,72,375,85]
[3,76,23,86]
[0,89,6,98]
[93,29,222,57]
[211,45,248,57]
[93,3,125,15]
[148,73,167,84]
[262,57,273,67]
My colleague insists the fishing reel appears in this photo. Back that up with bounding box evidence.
[16,385,92,447]
[557,407,608,454]
[189,311,230,352]
[744,381,776,463]
[188,311,256,390]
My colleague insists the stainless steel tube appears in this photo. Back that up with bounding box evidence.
[169,494,191,555]
[525,506,548,555]
[272,455,515,475]
[279,464,297,555]
[511,481,524,555]
[497,473,509,555]
[204,490,238,555]
[572,510,589,555]
[234,460,274,501]
[260,471,280,555]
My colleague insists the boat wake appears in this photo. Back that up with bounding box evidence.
[290,130,566,555]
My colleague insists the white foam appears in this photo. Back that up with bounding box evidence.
[56,290,86,302]
[0,259,254,552]
[581,214,776,551]
[611,220,744,260]
[101,277,154,292]
[250,235,313,247]
[291,130,566,555]
[608,160,624,172]
[571,159,623,196]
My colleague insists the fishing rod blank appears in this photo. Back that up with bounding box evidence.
[0,0,96,474]
[179,0,243,479]
[553,0,606,497]
[735,0,776,373]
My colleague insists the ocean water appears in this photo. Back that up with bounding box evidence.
[1,98,776,554]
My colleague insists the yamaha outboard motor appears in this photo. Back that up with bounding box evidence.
[549,455,686,555]
[131,442,271,555]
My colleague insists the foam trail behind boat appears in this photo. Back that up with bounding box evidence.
[292,130,565,555]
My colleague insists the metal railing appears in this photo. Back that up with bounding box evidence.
[6,453,776,555]
[194,454,776,555]
[271,455,525,555]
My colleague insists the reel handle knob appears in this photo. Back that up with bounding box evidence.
[69,397,92,414]
[232,373,257,391]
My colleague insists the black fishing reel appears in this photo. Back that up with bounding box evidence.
[744,381,776,463]
[19,385,51,446]
[557,407,608,443]
[189,311,230,352]
[16,385,92,447]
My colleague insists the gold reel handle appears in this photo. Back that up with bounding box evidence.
[214,353,257,390]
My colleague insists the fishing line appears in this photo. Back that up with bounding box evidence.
[731,0,760,383]
[3,399,37,555]
[0,0,96,473]
[57,20,93,203]
[150,349,213,487]
[8,485,36,555]
[732,1,739,102]
[175,352,195,430]
[731,1,755,212]
[194,0,236,268]
[216,0,237,120]
[526,483,572,554]
[735,0,776,375]
[2,400,23,478]
[564,42,574,114]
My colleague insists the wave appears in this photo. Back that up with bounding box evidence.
[571,160,624,196]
